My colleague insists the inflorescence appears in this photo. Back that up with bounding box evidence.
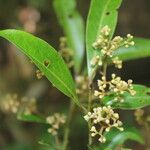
[91,25,134,69]
[76,75,89,98]
[84,106,123,143]
[0,94,20,114]
[84,25,136,143]
[59,37,74,68]
[134,109,150,127]
[92,25,136,103]
[46,113,66,136]
[0,94,37,115]
[94,73,136,102]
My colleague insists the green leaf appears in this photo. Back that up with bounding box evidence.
[115,38,150,61]
[17,113,46,124]
[0,30,79,105]
[3,144,32,150]
[38,130,56,150]
[53,0,84,73]
[93,126,144,150]
[102,126,144,149]
[86,0,122,79]
[103,85,150,109]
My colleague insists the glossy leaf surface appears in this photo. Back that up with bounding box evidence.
[0,30,79,105]
[103,85,150,109]
[94,126,144,150]
[115,38,150,61]
[17,114,45,123]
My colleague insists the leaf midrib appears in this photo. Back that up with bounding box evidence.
[0,33,77,102]
[25,50,77,100]
[86,0,111,77]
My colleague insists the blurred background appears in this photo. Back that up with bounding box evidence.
[0,0,150,150]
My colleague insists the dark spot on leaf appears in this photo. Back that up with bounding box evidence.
[139,100,144,103]
[146,92,150,95]
[44,60,50,67]
[106,12,110,15]
[68,14,73,18]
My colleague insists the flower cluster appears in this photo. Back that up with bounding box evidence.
[90,55,102,67]
[36,70,44,79]
[59,37,74,68]
[110,74,136,96]
[91,25,134,68]
[84,106,123,143]
[94,76,107,99]
[0,94,20,114]
[134,109,150,126]
[21,97,37,115]
[94,73,136,102]
[134,109,145,125]
[76,75,89,97]
[46,113,66,136]
[92,25,134,57]
[112,57,122,69]
[91,25,136,102]
[0,94,37,115]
